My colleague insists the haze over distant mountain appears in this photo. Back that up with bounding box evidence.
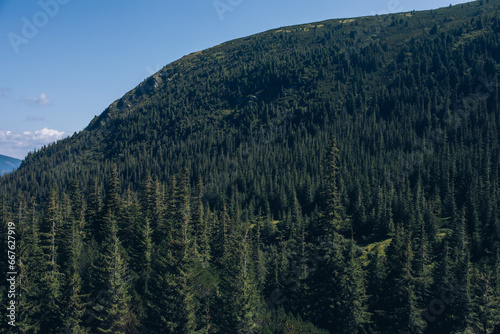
[0,1,499,333]
[0,154,21,176]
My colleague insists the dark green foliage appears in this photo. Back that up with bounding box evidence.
[94,227,132,333]
[259,307,329,333]
[381,226,426,333]
[1,1,500,332]
[318,138,346,236]
[142,239,182,333]
[36,188,64,333]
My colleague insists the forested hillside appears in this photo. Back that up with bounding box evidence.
[1,0,500,333]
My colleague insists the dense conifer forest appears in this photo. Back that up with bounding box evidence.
[1,0,500,332]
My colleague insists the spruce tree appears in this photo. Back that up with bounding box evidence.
[428,242,454,333]
[93,223,132,333]
[414,220,432,308]
[219,223,261,333]
[38,188,64,333]
[319,138,345,236]
[337,239,370,333]
[143,239,182,333]
[62,190,89,334]
[306,232,347,330]
[471,269,499,334]
[448,209,473,333]
[17,198,43,333]
[366,246,386,334]
[381,226,425,333]
[63,258,89,333]
[89,169,133,332]
[85,177,102,243]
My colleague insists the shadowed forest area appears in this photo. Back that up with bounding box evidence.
[1,1,500,333]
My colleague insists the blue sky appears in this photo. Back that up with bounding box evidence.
[1,0,471,159]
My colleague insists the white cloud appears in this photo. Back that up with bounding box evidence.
[0,127,67,159]
[22,93,51,106]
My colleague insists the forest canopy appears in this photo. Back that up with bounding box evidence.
[1,0,500,333]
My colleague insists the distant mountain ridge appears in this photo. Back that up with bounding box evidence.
[0,154,22,176]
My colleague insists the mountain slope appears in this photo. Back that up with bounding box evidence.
[0,154,22,176]
[0,1,500,332]
[2,0,498,206]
